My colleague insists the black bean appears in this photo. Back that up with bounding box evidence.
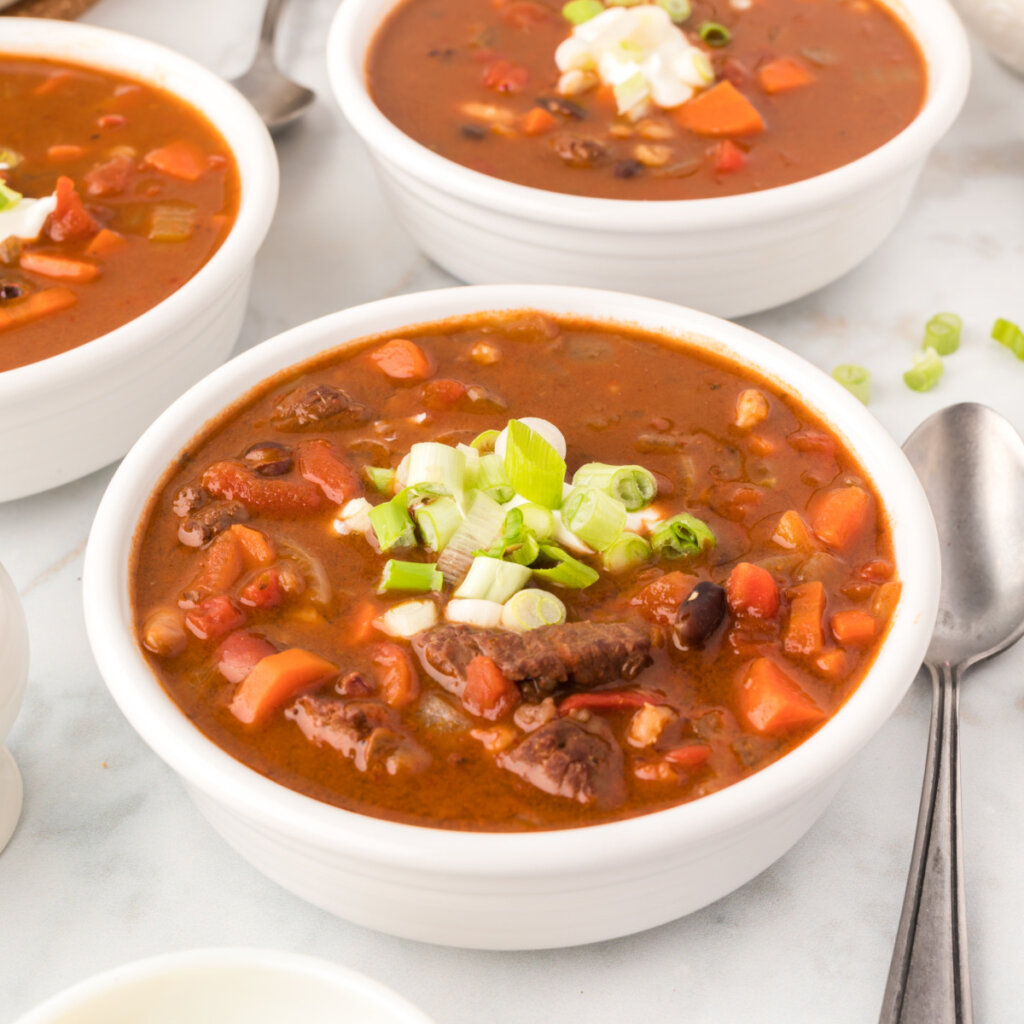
[0,283,22,301]
[672,581,727,649]
[460,124,487,141]
[536,96,586,119]
[243,441,293,477]
[613,159,643,179]
[178,501,249,547]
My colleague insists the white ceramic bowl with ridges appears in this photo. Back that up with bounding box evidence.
[0,18,278,502]
[10,948,435,1024]
[327,0,969,317]
[83,284,939,949]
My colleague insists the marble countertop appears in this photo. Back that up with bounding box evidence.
[2,1,1023,1020]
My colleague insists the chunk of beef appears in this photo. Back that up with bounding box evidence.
[413,621,651,696]
[286,696,430,775]
[498,715,626,809]
[271,382,370,431]
[177,500,249,547]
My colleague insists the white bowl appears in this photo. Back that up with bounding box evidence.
[0,19,279,503]
[0,561,29,855]
[10,948,435,1024]
[83,284,940,950]
[327,0,969,318]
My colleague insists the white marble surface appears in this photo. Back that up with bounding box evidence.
[2,1,1023,1020]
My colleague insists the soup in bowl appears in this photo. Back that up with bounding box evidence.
[83,285,939,947]
[328,0,969,315]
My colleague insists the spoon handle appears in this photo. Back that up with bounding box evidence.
[258,0,288,53]
[878,661,972,1024]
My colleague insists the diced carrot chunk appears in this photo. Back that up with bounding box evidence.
[19,251,99,283]
[738,657,826,736]
[47,144,86,161]
[522,106,557,135]
[346,601,383,645]
[372,642,420,709]
[463,655,520,720]
[631,571,697,626]
[230,648,338,725]
[771,509,815,552]
[296,438,362,504]
[726,562,780,618]
[784,580,826,655]
[811,486,871,550]
[84,228,127,257]
[185,595,246,641]
[674,81,765,137]
[179,530,244,608]
[142,140,208,182]
[229,524,277,567]
[815,648,847,678]
[830,608,877,645]
[370,338,435,381]
[758,56,814,94]
[0,287,76,333]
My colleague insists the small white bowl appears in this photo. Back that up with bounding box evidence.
[0,561,29,855]
[10,948,435,1024]
[0,19,279,503]
[327,0,969,318]
[84,284,939,950]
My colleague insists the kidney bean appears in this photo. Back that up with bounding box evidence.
[673,581,727,650]
[243,441,293,477]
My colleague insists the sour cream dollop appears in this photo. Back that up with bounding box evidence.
[0,193,57,246]
[555,5,714,117]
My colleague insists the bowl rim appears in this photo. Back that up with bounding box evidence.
[83,283,940,877]
[0,17,279,397]
[326,0,970,232]
[10,947,435,1024]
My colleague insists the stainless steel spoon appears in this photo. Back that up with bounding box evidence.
[879,402,1024,1024]
[230,0,315,132]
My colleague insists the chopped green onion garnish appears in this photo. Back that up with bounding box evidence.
[374,599,438,639]
[503,419,566,509]
[455,556,532,603]
[517,502,555,541]
[656,0,691,21]
[501,589,567,632]
[476,452,514,504]
[650,512,715,559]
[470,429,500,453]
[369,490,416,551]
[378,559,443,594]
[561,485,627,551]
[506,530,540,566]
[992,318,1024,360]
[404,442,466,497]
[903,347,943,392]
[562,0,604,24]
[602,532,652,573]
[613,71,650,116]
[437,489,506,584]
[924,312,962,356]
[572,462,657,512]
[365,466,396,493]
[413,495,462,552]
[531,545,600,589]
[482,507,539,565]
[832,364,870,405]
[0,180,23,211]
[0,148,23,171]
[699,21,731,45]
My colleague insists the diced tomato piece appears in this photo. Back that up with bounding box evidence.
[830,608,877,645]
[463,655,520,720]
[664,743,712,768]
[674,81,765,137]
[179,530,245,608]
[713,139,748,173]
[771,509,815,552]
[757,56,814,94]
[372,642,420,709]
[498,0,551,29]
[784,580,826,655]
[421,378,469,409]
[98,113,127,129]
[185,595,246,641]
[228,524,277,567]
[560,690,669,713]
[201,461,323,517]
[726,562,780,618]
[230,648,338,725]
[738,657,826,736]
[810,486,871,550]
[142,140,208,182]
[47,176,99,242]
[216,630,277,683]
[522,106,558,136]
[370,338,435,381]
[482,59,528,93]
[239,569,284,610]
[631,571,697,626]
[84,152,135,197]
[296,438,362,504]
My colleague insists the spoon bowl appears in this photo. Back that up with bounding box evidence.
[880,402,1024,1024]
